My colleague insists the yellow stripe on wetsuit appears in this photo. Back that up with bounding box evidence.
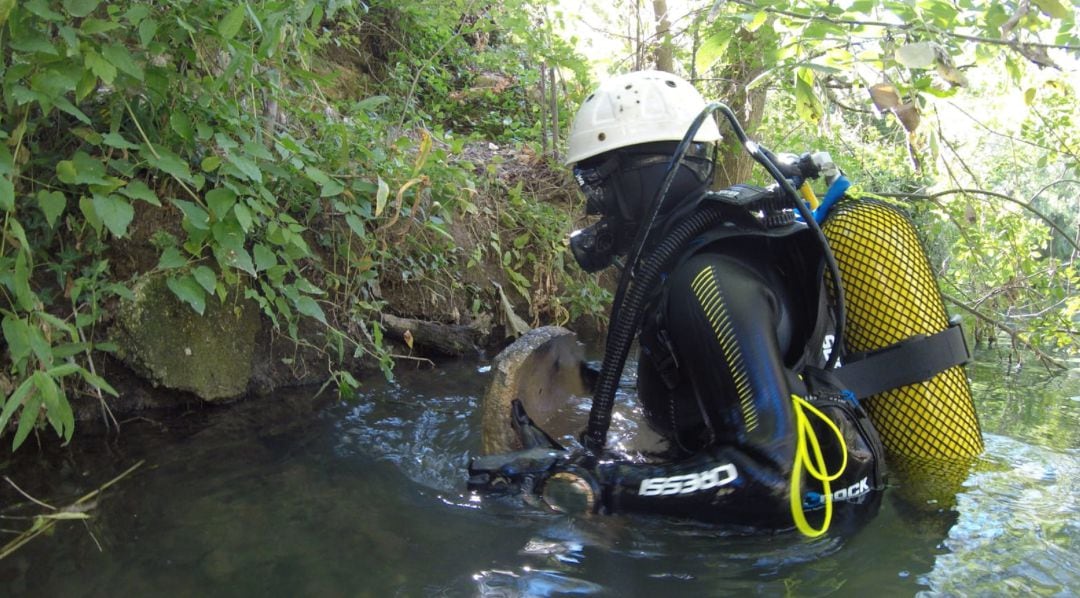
[691,266,758,432]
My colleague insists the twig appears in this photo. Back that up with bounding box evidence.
[3,477,56,511]
[941,293,1066,369]
[878,188,1080,254]
[0,460,145,561]
[727,0,1080,51]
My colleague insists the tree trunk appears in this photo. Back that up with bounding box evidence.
[652,0,674,73]
[711,28,770,188]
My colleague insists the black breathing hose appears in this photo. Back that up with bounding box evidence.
[582,102,848,453]
[583,204,730,452]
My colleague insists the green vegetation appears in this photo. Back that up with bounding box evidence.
[0,0,595,450]
[593,0,1079,361]
[2,0,1078,452]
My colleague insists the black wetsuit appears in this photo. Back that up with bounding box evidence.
[589,216,885,531]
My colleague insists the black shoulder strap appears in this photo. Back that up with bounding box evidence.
[831,322,971,400]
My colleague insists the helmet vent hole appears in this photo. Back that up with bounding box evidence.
[665,80,677,88]
[598,133,607,142]
[625,84,633,90]
[586,94,595,102]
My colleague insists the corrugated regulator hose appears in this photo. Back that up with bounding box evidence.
[583,205,729,452]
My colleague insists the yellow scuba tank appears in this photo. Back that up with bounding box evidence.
[822,197,983,461]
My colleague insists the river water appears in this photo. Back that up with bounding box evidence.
[1,347,1078,596]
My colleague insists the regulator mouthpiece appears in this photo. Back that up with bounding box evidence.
[570,220,618,273]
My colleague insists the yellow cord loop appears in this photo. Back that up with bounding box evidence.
[789,394,848,538]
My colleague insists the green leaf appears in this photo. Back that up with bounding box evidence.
[56,152,109,186]
[1033,0,1071,19]
[102,44,143,80]
[293,295,327,324]
[0,175,13,212]
[80,17,120,34]
[14,252,37,312]
[45,363,80,378]
[76,368,118,397]
[206,188,237,220]
[0,376,32,432]
[92,194,134,238]
[63,0,101,17]
[201,156,222,172]
[375,177,390,216]
[54,97,92,125]
[79,196,103,235]
[169,112,194,141]
[12,394,42,451]
[253,244,277,272]
[193,266,216,293]
[102,131,140,150]
[345,213,366,237]
[794,67,824,125]
[33,371,63,437]
[143,145,193,183]
[320,179,345,197]
[138,18,159,46]
[167,274,206,315]
[219,5,246,40]
[84,50,117,84]
[234,202,253,232]
[225,153,262,183]
[157,246,186,269]
[8,32,58,56]
[695,32,730,76]
[172,199,210,230]
[120,180,161,206]
[37,190,66,227]
[24,0,63,21]
[3,316,32,363]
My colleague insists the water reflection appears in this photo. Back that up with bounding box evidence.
[0,353,1077,596]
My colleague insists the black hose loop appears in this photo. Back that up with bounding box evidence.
[583,205,728,452]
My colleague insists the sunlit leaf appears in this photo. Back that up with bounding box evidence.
[896,42,936,69]
[375,177,390,216]
[1033,0,1071,19]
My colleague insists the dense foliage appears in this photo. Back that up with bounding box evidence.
[0,0,594,451]
[583,0,1079,362]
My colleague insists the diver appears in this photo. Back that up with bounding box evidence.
[469,71,890,535]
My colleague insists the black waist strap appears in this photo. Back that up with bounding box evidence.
[832,323,971,400]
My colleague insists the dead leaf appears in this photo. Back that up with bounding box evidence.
[403,329,414,350]
[869,83,901,112]
[493,281,530,338]
[895,103,921,132]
